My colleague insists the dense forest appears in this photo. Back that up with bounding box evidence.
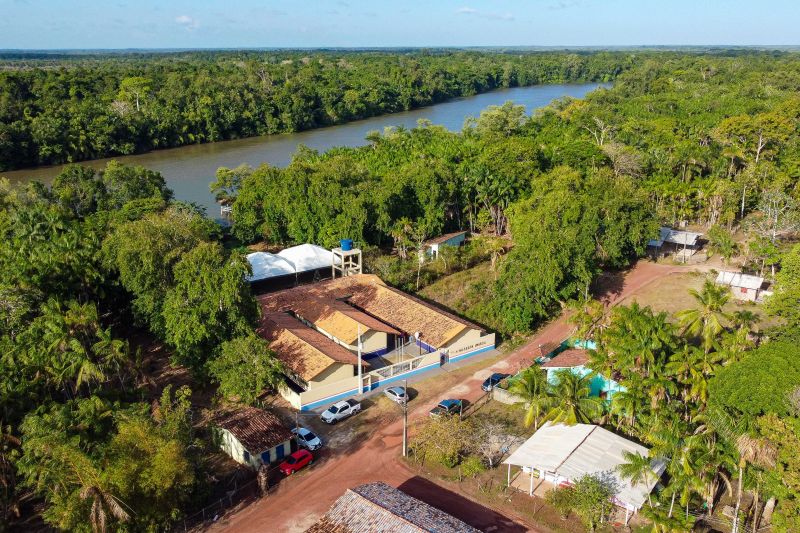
[1,50,800,531]
[0,50,629,170]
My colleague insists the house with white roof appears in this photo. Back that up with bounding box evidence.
[648,226,703,262]
[504,422,665,522]
[715,270,766,302]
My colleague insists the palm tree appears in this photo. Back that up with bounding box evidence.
[544,370,603,425]
[676,279,731,353]
[617,451,658,507]
[81,485,130,533]
[508,367,552,429]
[482,236,507,277]
[567,296,605,341]
[610,387,647,432]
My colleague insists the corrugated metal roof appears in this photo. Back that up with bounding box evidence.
[503,423,664,510]
[658,226,702,246]
[426,230,468,246]
[306,482,480,533]
[716,270,764,290]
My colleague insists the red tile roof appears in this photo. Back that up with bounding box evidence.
[541,348,590,368]
[306,482,480,533]
[213,407,292,454]
[258,312,367,381]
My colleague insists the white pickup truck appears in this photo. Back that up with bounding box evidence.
[320,399,362,424]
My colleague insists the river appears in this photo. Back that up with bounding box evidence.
[1,83,603,214]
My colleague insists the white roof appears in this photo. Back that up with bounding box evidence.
[246,252,296,282]
[716,271,764,290]
[277,244,334,273]
[503,423,664,511]
[658,226,702,246]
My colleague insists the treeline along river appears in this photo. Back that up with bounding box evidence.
[1,83,603,213]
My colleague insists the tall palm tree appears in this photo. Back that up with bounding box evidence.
[544,369,603,425]
[617,451,658,507]
[81,485,130,533]
[610,387,647,431]
[508,367,552,429]
[676,279,731,353]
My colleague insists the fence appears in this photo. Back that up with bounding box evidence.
[369,353,428,381]
[176,464,283,532]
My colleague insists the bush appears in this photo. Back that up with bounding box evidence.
[460,455,486,478]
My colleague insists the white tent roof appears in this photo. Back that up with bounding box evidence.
[246,252,296,282]
[503,423,664,511]
[277,244,334,274]
[716,270,764,290]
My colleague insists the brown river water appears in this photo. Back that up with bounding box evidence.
[1,83,603,215]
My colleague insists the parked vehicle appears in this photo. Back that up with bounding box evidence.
[384,386,407,405]
[292,427,323,451]
[429,399,463,418]
[279,449,313,475]
[321,399,362,424]
[482,372,510,392]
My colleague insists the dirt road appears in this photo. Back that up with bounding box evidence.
[214,261,687,533]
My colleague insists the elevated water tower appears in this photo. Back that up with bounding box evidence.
[332,239,362,278]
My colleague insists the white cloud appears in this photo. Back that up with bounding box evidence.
[455,6,514,21]
[175,15,199,30]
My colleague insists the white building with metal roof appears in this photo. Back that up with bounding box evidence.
[716,270,766,302]
[503,422,665,519]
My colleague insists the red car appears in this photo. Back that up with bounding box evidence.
[279,449,313,475]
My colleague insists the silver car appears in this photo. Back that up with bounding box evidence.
[384,386,407,405]
[292,427,323,451]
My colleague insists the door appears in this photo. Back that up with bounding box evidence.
[274,443,285,461]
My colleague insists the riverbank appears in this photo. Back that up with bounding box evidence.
[1,83,605,213]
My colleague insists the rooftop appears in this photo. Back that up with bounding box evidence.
[541,348,590,368]
[649,226,702,247]
[426,230,468,246]
[260,274,483,349]
[306,481,480,533]
[716,270,764,290]
[214,406,293,454]
[258,312,367,381]
[504,422,665,511]
[262,288,399,345]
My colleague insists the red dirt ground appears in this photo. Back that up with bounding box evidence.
[212,261,687,533]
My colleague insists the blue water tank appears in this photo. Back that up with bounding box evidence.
[340,239,353,251]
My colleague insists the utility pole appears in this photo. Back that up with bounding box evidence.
[357,324,363,394]
[402,378,408,457]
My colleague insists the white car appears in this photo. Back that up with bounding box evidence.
[384,386,407,405]
[320,399,361,424]
[292,427,323,451]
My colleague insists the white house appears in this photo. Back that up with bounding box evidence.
[213,407,294,469]
[715,270,765,302]
[504,422,665,522]
[425,230,468,258]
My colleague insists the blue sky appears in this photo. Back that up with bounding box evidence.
[1,0,798,49]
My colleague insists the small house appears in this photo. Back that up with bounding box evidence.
[541,348,624,400]
[504,422,665,523]
[425,231,468,258]
[648,226,703,262]
[213,407,294,469]
[715,271,766,302]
